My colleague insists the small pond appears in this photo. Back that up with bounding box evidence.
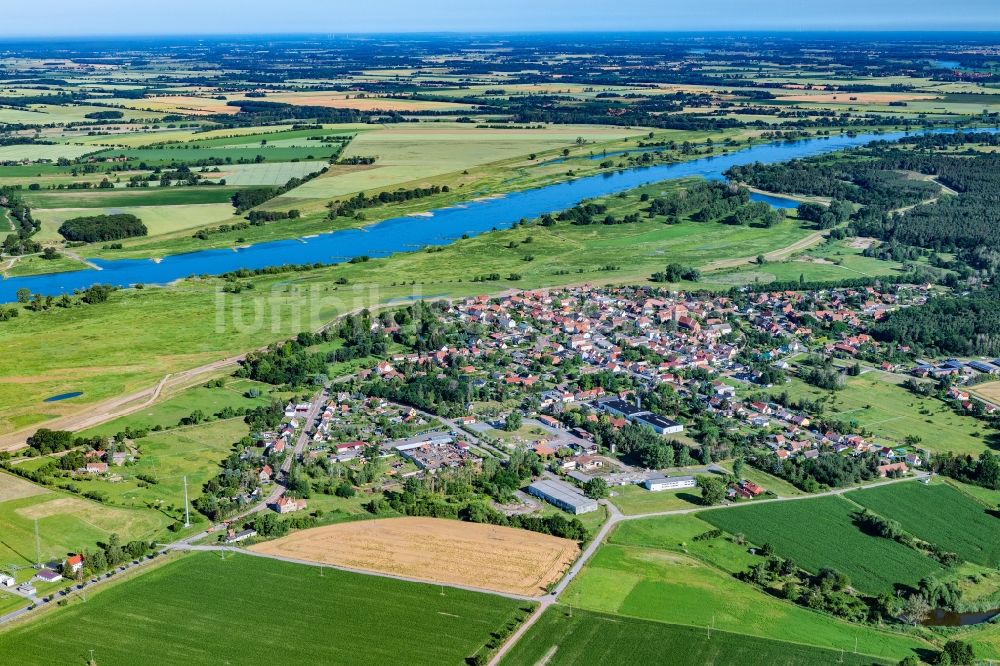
[43,391,83,403]
[922,608,1000,627]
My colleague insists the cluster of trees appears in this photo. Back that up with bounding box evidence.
[326,184,449,220]
[650,262,700,283]
[872,286,1000,356]
[246,209,300,223]
[932,450,1000,490]
[77,534,152,579]
[753,451,882,492]
[607,423,693,469]
[0,187,40,255]
[549,202,640,226]
[796,199,853,229]
[58,213,147,242]
[725,157,938,210]
[193,437,271,521]
[474,450,543,502]
[238,320,389,386]
[798,356,845,391]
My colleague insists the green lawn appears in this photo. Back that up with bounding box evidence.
[562,543,930,660]
[500,607,898,666]
[847,481,1000,567]
[608,483,702,515]
[0,552,530,666]
[700,496,943,595]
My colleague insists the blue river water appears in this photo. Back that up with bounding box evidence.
[0,128,989,302]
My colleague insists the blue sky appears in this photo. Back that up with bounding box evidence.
[5,0,1000,36]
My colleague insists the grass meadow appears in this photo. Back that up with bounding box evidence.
[0,472,170,568]
[33,202,238,241]
[764,373,994,456]
[0,552,530,666]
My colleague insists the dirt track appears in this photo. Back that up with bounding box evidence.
[249,516,579,596]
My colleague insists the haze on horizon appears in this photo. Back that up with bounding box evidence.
[4,0,1000,37]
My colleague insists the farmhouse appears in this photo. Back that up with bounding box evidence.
[0,574,14,587]
[877,462,908,478]
[643,474,696,492]
[64,554,84,574]
[527,478,599,515]
[274,497,307,514]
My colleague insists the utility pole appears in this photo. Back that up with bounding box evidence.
[183,476,191,528]
[34,519,41,567]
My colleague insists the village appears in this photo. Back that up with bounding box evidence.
[206,281,980,529]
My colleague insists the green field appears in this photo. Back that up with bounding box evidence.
[563,542,929,659]
[78,378,274,438]
[847,482,1000,567]
[765,373,994,456]
[22,187,238,210]
[700,497,943,594]
[500,607,896,666]
[52,417,249,517]
[33,202,239,241]
[0,552,530,666]
[0,472,170,567]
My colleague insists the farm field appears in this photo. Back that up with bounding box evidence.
[249,516,579,596]
[0,552,529,666]
[233,91,475,112]
[22,187,237,210]
[0,472,170,568]
[847,481,1000,567]
[700,496,942,594]
[561,542,930,659]
[764,373,994,456]
[274,123,647,203]
[499,607,895,666]
[0,143,98,162]
[971,380,1000,405]
[33,203,239,241]
[209,160,328,186]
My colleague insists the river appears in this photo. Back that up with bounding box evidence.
[1,128,993,302]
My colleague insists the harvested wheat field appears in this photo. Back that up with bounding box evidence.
[249,516,579,596]
[972,381,1000,404]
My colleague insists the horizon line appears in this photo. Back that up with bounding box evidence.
[3,28,1000,40]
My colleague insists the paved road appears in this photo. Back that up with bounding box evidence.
[486,471,931,665]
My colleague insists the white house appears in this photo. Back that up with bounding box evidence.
[0,574,14,588]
